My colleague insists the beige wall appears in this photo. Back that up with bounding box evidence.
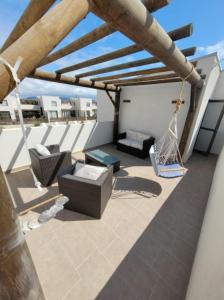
[186,145,224,300]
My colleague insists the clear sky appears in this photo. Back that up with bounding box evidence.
[0,0,223,98]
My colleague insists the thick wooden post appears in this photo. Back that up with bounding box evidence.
[90,0,203,87]
[0,0,90,102]
[113,91,121,143]
[179,86,202,155]
[0,0,57,53]
[0,167,45,300]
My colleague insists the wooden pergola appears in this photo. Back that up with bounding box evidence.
[0,1,204,298]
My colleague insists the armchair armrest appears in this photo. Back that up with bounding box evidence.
[118,132,126,140]
[143,137,155,151]
[46,144,60,154]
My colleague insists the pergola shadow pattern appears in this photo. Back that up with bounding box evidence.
[15,145,217,300]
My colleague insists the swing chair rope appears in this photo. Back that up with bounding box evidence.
[154,65,195,170]
[0,56,42,191]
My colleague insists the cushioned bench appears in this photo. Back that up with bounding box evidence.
[117,129,155,159]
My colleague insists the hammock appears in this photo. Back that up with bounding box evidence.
[149,68,194,178]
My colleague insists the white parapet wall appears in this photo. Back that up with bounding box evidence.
[185,145,224,300]
[0,121,113,172]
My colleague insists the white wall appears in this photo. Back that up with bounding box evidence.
[0,121,113,171]
[210,72,224,154]
[118,83,191,141]
[97,90,115,122]
[183,54,221,161]
[186,145,224,300]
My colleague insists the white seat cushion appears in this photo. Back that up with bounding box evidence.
[73,162,107,181]
[136,132,150,142]
[35,144,51,156]
[118,138,143,150]
[126,130,138,141]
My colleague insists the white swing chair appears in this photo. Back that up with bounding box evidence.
[149,70,194,178]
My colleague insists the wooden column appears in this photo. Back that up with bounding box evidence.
[0,0,57,52]
[90,0,203,87]
[179,86,202,155]
[0,167,45,299]
[0,0,90,102]
[113,91,121,143]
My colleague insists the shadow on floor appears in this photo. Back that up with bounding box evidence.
[6,168,59,213]
[95,154,217,300]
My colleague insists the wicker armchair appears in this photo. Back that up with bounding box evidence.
[58,162,113,218]
[29,144,72,187]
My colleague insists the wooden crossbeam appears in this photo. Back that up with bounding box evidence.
[90,0,202,87]
[76,46,196,78]
[1,0,57,53]
[142,0,170,12]
[107,73,181,85]
[29,69,119,92]
[0,0,90,102]
[115,78,183,86]
[91,66,171,81]
[39,23,116,67]
[56,24,193,74]
[39,0,170,67]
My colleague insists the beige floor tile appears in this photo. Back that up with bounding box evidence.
[77,250,114,295]
[31,237,79,300]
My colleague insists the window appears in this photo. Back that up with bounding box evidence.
[62,110,71,118]
[86,103,90,107]
[2,100,8,106]
[51,101,57,107]
[48,111,58,119]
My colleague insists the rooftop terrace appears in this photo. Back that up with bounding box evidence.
[9,144,216,300]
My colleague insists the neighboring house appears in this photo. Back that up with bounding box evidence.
[0,95,96,122]
[75,97,96,118]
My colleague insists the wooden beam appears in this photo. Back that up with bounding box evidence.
[179,86,202,155]
[57,44,141,74]
[107,72,180,85]
[39,0,171,67]
[92,66,171,81]
[117,78,183,86]
[29,69,119,92]
[90,0,202,87]
[105,90,115,106]
[113,91,121,143]
[39,23,116,67]
[92,64,200,82]
[142,0,171,12]
[0,0,90,102]
[0,167,45,299]
[1,0,56,53]
[56,24,193,74]
[76,46,196,78]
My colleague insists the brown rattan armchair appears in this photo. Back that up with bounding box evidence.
[29,144,72,187]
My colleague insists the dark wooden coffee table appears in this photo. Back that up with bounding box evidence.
[85,149,120,173]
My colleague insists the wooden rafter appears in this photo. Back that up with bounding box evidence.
[1,0,57,53]
[76,46,196,78]
[142,0,170,12]
[56,24,193,74]
[117,78,183,86]
[0,0,90,102]
[29,69,119,92]
[39,23,116,67]
[107,73,182,85]
[39,0,170,67]
[90,0,202,87]
[92,66,171,81]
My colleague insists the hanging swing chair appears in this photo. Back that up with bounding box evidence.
[150,69,194,178]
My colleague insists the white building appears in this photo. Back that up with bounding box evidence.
[0,95,96,122]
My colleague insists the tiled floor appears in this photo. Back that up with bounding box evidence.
[7,145,217,300]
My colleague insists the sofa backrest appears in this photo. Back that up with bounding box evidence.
[127,129,151,142]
